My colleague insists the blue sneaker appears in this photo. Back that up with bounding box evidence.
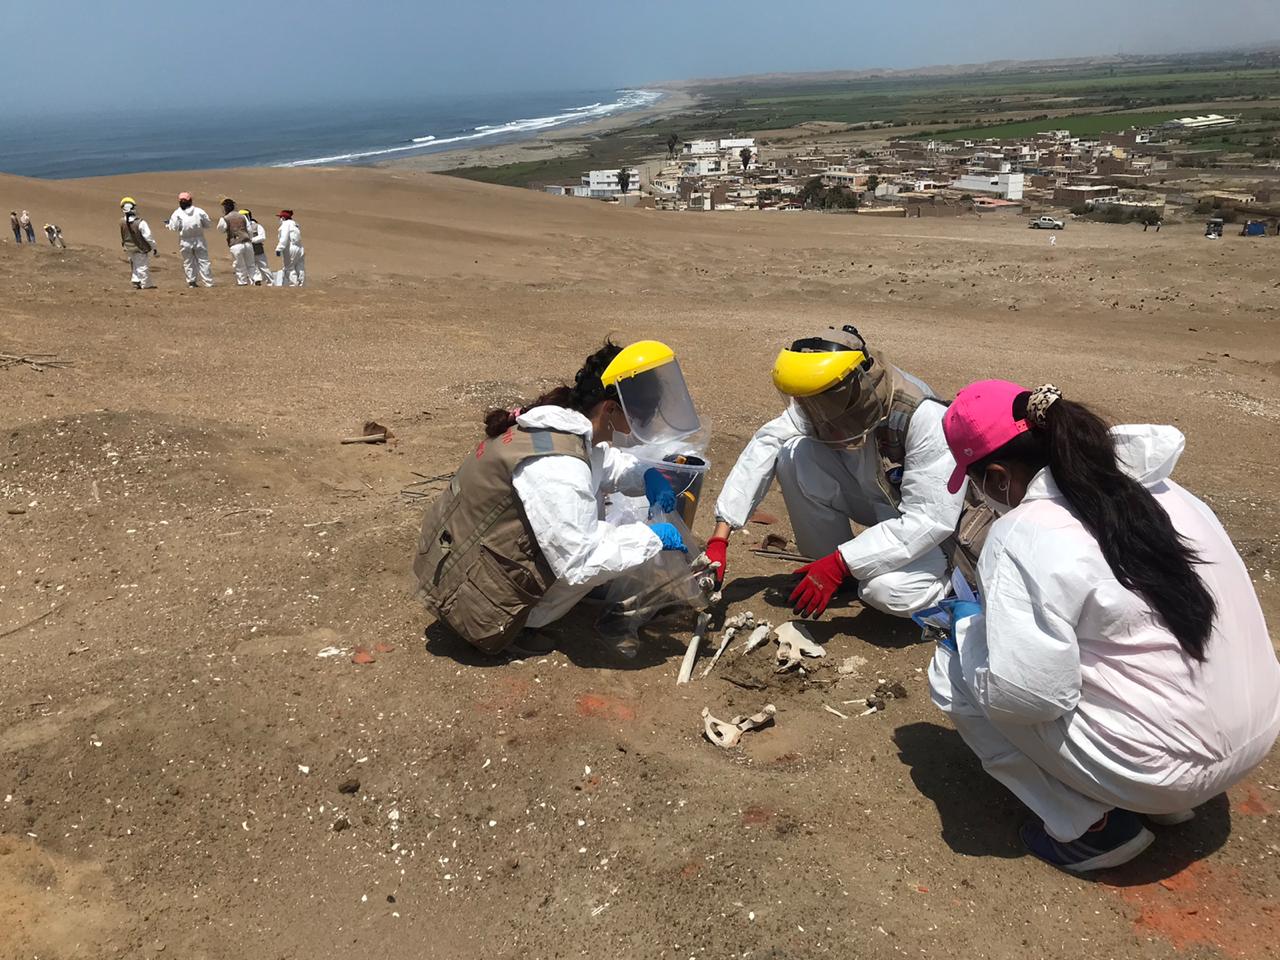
[1020,809,1154,873]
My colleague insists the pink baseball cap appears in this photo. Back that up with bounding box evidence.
[942,380,1031,493]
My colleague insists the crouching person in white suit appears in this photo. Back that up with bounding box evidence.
[413,340,700,657]
[708,325,967,620]
[930,380,1280,873]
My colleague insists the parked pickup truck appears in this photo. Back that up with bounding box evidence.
[1029,216,1065,230]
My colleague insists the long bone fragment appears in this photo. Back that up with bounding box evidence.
[677,612,713,685]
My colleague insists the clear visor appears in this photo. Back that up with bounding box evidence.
[789,375,874,446]
[615,358,701,445]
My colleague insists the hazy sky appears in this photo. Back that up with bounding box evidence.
[7,0,1279,115]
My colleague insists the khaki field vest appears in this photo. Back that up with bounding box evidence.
[413,425,590,653]
[870,356,994,583]
[120,216,151,254]
[222,211,252,246]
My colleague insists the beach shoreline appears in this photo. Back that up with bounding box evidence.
[377,87,697,174]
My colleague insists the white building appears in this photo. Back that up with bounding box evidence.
[682,156,726,177]
[1165,114,1238,131]
[951,171,1025,200]
[544,167,641,199]
[682,139,719,157]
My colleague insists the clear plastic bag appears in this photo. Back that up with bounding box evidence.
[595,510,714,657]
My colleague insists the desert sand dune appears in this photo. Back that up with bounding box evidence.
[1,167,1278,959]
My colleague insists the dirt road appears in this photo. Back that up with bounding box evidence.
[2,169,1278,959]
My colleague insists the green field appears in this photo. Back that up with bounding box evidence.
[931,111,1183,141]
[683,61,1280,132]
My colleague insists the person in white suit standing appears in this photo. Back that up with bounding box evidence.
[275,209,305,287]
[165,192,214,287]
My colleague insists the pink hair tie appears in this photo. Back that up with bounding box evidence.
[509,406,523,417]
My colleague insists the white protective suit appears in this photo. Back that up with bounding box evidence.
[127,218,155,288]
[510,405,664,628]
[715,392,965,617]
[248,218,271,285]
[166,206,214,287]
[275,218,305,286]
[930,425,1280,841]
[217,215,258,286]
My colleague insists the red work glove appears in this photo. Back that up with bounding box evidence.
[789,550,849,618]
[704,536,729,586]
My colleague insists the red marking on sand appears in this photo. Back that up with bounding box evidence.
[740,806,774,827]
[679,862,701,879]
[575,693,636,722]
[1109,861,1279,958]
[351,647,375,665]
[915,885,929,894]
[1232,783,1273,817]
[373,642,395,654]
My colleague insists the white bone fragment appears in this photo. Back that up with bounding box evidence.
[700,626,737,679]
[823,704,849,720]
[741,622,773,654]
[775,621,825,672]
[701,703,776,749]
[677,612,713,685]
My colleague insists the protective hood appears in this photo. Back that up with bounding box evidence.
[515,405,594,439]
[1111,424,1185,486]
[1023,424,1186,505]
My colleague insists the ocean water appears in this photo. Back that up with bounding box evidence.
[0,89,662,180]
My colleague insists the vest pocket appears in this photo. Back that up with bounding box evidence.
[442,546,541,653]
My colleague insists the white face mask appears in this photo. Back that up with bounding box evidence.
[978,473,1014,516]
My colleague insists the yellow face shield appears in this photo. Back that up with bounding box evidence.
[771,328,883,446]
[601,340,701,446]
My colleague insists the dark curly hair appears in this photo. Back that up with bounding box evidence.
[484,340,623,438]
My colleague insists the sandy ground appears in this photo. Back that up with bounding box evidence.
[1,168,1279,960]
[377,90,697,174]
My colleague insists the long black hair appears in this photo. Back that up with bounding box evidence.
[483,340,622,438]
[973,391,1216,662]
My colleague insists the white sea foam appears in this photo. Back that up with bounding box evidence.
[277,89,663,168]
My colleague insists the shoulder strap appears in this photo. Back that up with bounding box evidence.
[874,367,940,506]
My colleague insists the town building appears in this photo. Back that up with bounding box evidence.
[951,170,1025,200]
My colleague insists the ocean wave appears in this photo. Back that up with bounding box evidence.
[277,89,663,168]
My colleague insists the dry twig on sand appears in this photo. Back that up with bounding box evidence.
[0,605,62,639]
[1,353,74,372]
[400,472,454,502]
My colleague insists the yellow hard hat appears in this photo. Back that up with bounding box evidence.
[771,327,869,397]
[239,209,250,216]
[601,340,675,386]
[120,196,136,208]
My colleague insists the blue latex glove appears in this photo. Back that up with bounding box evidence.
[650,522,687,553]
[643,468,677,515]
